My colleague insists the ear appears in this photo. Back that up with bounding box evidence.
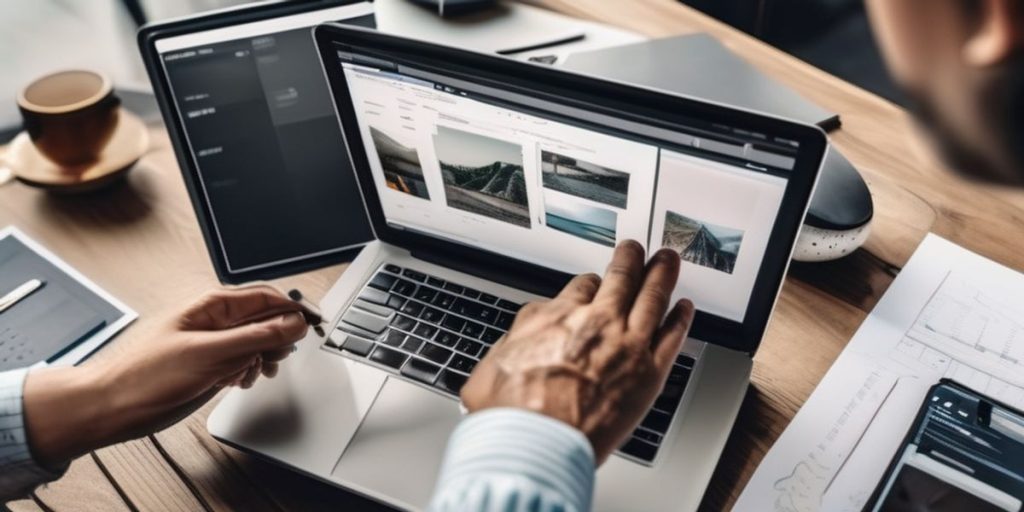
[963,0,1024,67]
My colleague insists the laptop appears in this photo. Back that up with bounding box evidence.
[208,23,827,511]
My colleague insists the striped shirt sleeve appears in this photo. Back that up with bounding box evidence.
[429,408,595,512]
[0,368,68,499]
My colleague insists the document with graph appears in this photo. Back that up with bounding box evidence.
[735,234,1024,511]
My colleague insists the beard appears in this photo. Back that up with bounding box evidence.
[903,60,1024,186]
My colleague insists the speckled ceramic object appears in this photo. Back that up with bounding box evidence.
[793,222,872,262]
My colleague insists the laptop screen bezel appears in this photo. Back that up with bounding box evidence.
[314,23,827,354]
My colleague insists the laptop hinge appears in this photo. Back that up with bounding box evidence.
[410,248,573,298]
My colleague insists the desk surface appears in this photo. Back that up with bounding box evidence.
[3,1,1024,510]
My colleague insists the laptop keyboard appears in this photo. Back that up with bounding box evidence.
[322,264,695,464]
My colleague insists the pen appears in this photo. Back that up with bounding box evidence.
[287,289,325,337]
[0,279,45,314]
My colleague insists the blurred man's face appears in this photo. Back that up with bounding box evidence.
[865,0,1024,185]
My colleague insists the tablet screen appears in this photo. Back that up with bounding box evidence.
[155,3,374,275]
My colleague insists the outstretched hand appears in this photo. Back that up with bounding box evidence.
[461,240,694,464]
[23,286,308,468]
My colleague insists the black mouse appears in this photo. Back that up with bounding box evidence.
[406,0,497,16]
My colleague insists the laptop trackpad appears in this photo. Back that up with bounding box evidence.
[331,377,461,509]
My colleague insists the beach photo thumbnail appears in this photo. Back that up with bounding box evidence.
[541,150,630,209]
[544,193,617,247]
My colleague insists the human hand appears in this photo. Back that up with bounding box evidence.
[23,286,308,468]
[460,240,695,464]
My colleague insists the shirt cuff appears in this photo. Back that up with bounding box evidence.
[434,407,596,510]
[0,368,69,498]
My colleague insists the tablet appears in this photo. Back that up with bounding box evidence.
[139,1,375,284]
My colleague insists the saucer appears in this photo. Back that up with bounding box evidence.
[4,109,149,193]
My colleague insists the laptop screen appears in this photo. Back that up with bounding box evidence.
[336,52,801,323]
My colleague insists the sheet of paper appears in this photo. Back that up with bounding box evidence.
[735,234,1024,511]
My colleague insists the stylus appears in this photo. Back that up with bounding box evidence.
[0,279,45,314]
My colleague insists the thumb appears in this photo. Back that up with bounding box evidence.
[198,311,308,358]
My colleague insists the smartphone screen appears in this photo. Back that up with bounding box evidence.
[866,380,1024,511]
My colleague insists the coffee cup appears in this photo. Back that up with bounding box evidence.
[17,70,121,168]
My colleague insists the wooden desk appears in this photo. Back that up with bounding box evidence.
[3,1,1023,510]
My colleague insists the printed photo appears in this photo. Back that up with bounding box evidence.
[541,150,630,209]
[544,194,617,247]
[370,126,430,200]
[662,211,744,274]
[434,126,530,228]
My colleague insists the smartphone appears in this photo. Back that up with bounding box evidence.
[864,379,1024,511]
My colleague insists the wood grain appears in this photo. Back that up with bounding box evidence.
[2,0,1024,510]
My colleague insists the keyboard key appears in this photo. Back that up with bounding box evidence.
[384,264,402,274]
[435,330,460,347]
[341,335,374,357]
[432,292,457,309]
[633,428,662,444]
[402,269,426,282]
[401,336,424,353]
[443,282,465,294]
[479,293,498,304]
[418,343,453,365]
[392,280,417,296]
[337,323,379,340]
[450,354,477,373]
[666,366,692,386]
[415,287,437,302]
[435,369,468,396]
[462,321,484,339]
[386,295,405,309]
[620,438,657,462]
[453,298,481,317]
[496,312,515,330]
[369,346,407,370]
[401,358,441,385]
[474,305,499,323]
[641,410,673,433]
[676,354,696,368]
[414,323,438,339]
[441,315,466,332]
[342,308,390,334]
[382,330,406,347]
[420,307,444,323]
[401,301,424,316]
[479,346,490,358]
[353,299,396,318]
[368,273,397,291]
[456,338,482,357]
[481,328,503,345]
[463,288,481,299]
[427,277,446,288]
[497,299,522,312]
[325,330,345,348]
[390,314,416,332]
[358,287,390,306]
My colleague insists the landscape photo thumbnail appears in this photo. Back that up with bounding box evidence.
[370,126,430,200]
[434,126,531,228]
[662,211,744,274]
[541,150,630,209]
[545,194,617,247]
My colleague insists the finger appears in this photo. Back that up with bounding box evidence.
[201,311,308,357]
[555,273,601,304]
[262,344,296,363]
[182,286,301,330]
[261,361,280,378]
[627,248,681,339]
[591,240,646,312]
[217,368,248,388]
[652,299,695,377]
[240,359,262,389]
